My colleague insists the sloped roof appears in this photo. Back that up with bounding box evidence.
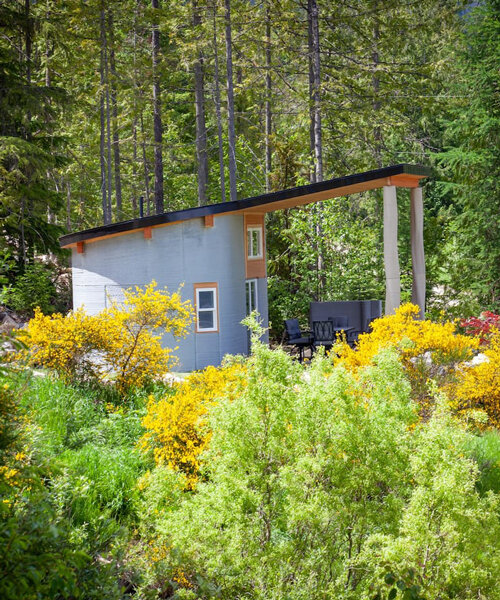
[60,163,430,248]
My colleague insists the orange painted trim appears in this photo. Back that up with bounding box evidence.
[60,220,178,249]
[386,175,420,188]
[193,282,219,333]
[241,174,425,214]
[244,214,266,279]
[61,173,427,249]
[143,226,152,239]
[204,214,214,227]
[76,241,85,254]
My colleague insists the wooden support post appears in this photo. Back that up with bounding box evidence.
[204,214,214,227]
[410,186,426,319]
[76,241,85,254]
[143,226,152,239]
[383,185,400,314]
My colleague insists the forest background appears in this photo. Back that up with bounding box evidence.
[0,0,499,328]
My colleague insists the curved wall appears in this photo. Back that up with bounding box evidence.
[71,214,268,371]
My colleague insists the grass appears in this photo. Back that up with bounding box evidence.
[18,374,158,544]
[467,429,500,495]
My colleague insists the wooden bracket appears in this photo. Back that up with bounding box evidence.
[386,175,420,189]
[76,241,85,254]
[143,226,152,239]
[204,215,214,227]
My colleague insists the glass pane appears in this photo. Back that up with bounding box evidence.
[246,282,251,314]
[252,230,260,255]
[247,230,252,256]
[198,310,214,329]
[198,290,214,309]
[246,280,257,314]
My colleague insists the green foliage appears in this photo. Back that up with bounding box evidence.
[10,374,156,596]
[433,0,500,312]
[136,339,500,599]
[0,3,66,271]
[467,430,500,495]
[0,368,124,599]
[3,262,56,316]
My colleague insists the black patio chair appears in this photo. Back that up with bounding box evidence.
[283,319,313,362]
[312,320,335,353]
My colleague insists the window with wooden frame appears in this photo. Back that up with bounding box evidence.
[247,226,263,259]
[194,283,218,333]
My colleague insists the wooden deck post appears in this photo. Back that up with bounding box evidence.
[383,185,400,314]
[410,186,426,319]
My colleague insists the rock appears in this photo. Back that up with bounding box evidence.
[0,314,21,333]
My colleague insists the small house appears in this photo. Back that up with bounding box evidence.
[60,164,430,371]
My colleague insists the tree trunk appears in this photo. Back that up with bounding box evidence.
[212,0,226,202]
[264,2,272,192]
[108,8,123,219]
[308,0,324,297]
[140,110,151,215]
[20,0,32,265]
[101,2,113,222]
[193,0,208,206]
[152,0,164,214]
[307,0,316,184]
[372,8,382,168]
[309,0,323,182]
[224,0,237,202]
[66,180,72,231]
[99,5,110,224]
[132,0,139,215]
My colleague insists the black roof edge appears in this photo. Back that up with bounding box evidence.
[60,163,430,247]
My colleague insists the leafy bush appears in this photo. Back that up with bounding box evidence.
[467,430,500,495]
[137,337,500,599]
[336,303,477,374]
[334,304,500,426]
[140,363,246,488]
[460,310,500,345]
[453,329,500,428]
[0,368,124,599]
[17,281,194,394]
[3,262,56,316]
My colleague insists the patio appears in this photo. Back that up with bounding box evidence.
[284,300,382,360]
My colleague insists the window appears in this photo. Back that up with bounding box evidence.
[246,279,258,315]
[195,284,218,332]
[247,226,263,259]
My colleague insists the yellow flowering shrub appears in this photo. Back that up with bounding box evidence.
[17,281,194,394]
[335,304,479,415]
[140,364,246,488]
[453,329,500,428]
[336,304,477,371]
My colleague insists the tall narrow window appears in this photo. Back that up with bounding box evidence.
[246,279,258,315]
[247,226,263,259]
[195,284,218,332]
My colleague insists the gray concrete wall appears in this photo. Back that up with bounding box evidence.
[71,214,268,371]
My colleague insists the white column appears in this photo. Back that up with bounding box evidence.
[410,186,426,319]
[383,185,400,314]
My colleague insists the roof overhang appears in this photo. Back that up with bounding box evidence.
[60,163,430,248]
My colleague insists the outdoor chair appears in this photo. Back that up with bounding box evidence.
[283,319,313,362]
[312,320,336,353]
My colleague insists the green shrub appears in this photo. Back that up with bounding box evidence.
[140,336,500,599]
[4,262,56,316]
[467,430,500,495]
[0,371,124,599]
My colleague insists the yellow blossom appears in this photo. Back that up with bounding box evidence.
[140,364,246,488]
